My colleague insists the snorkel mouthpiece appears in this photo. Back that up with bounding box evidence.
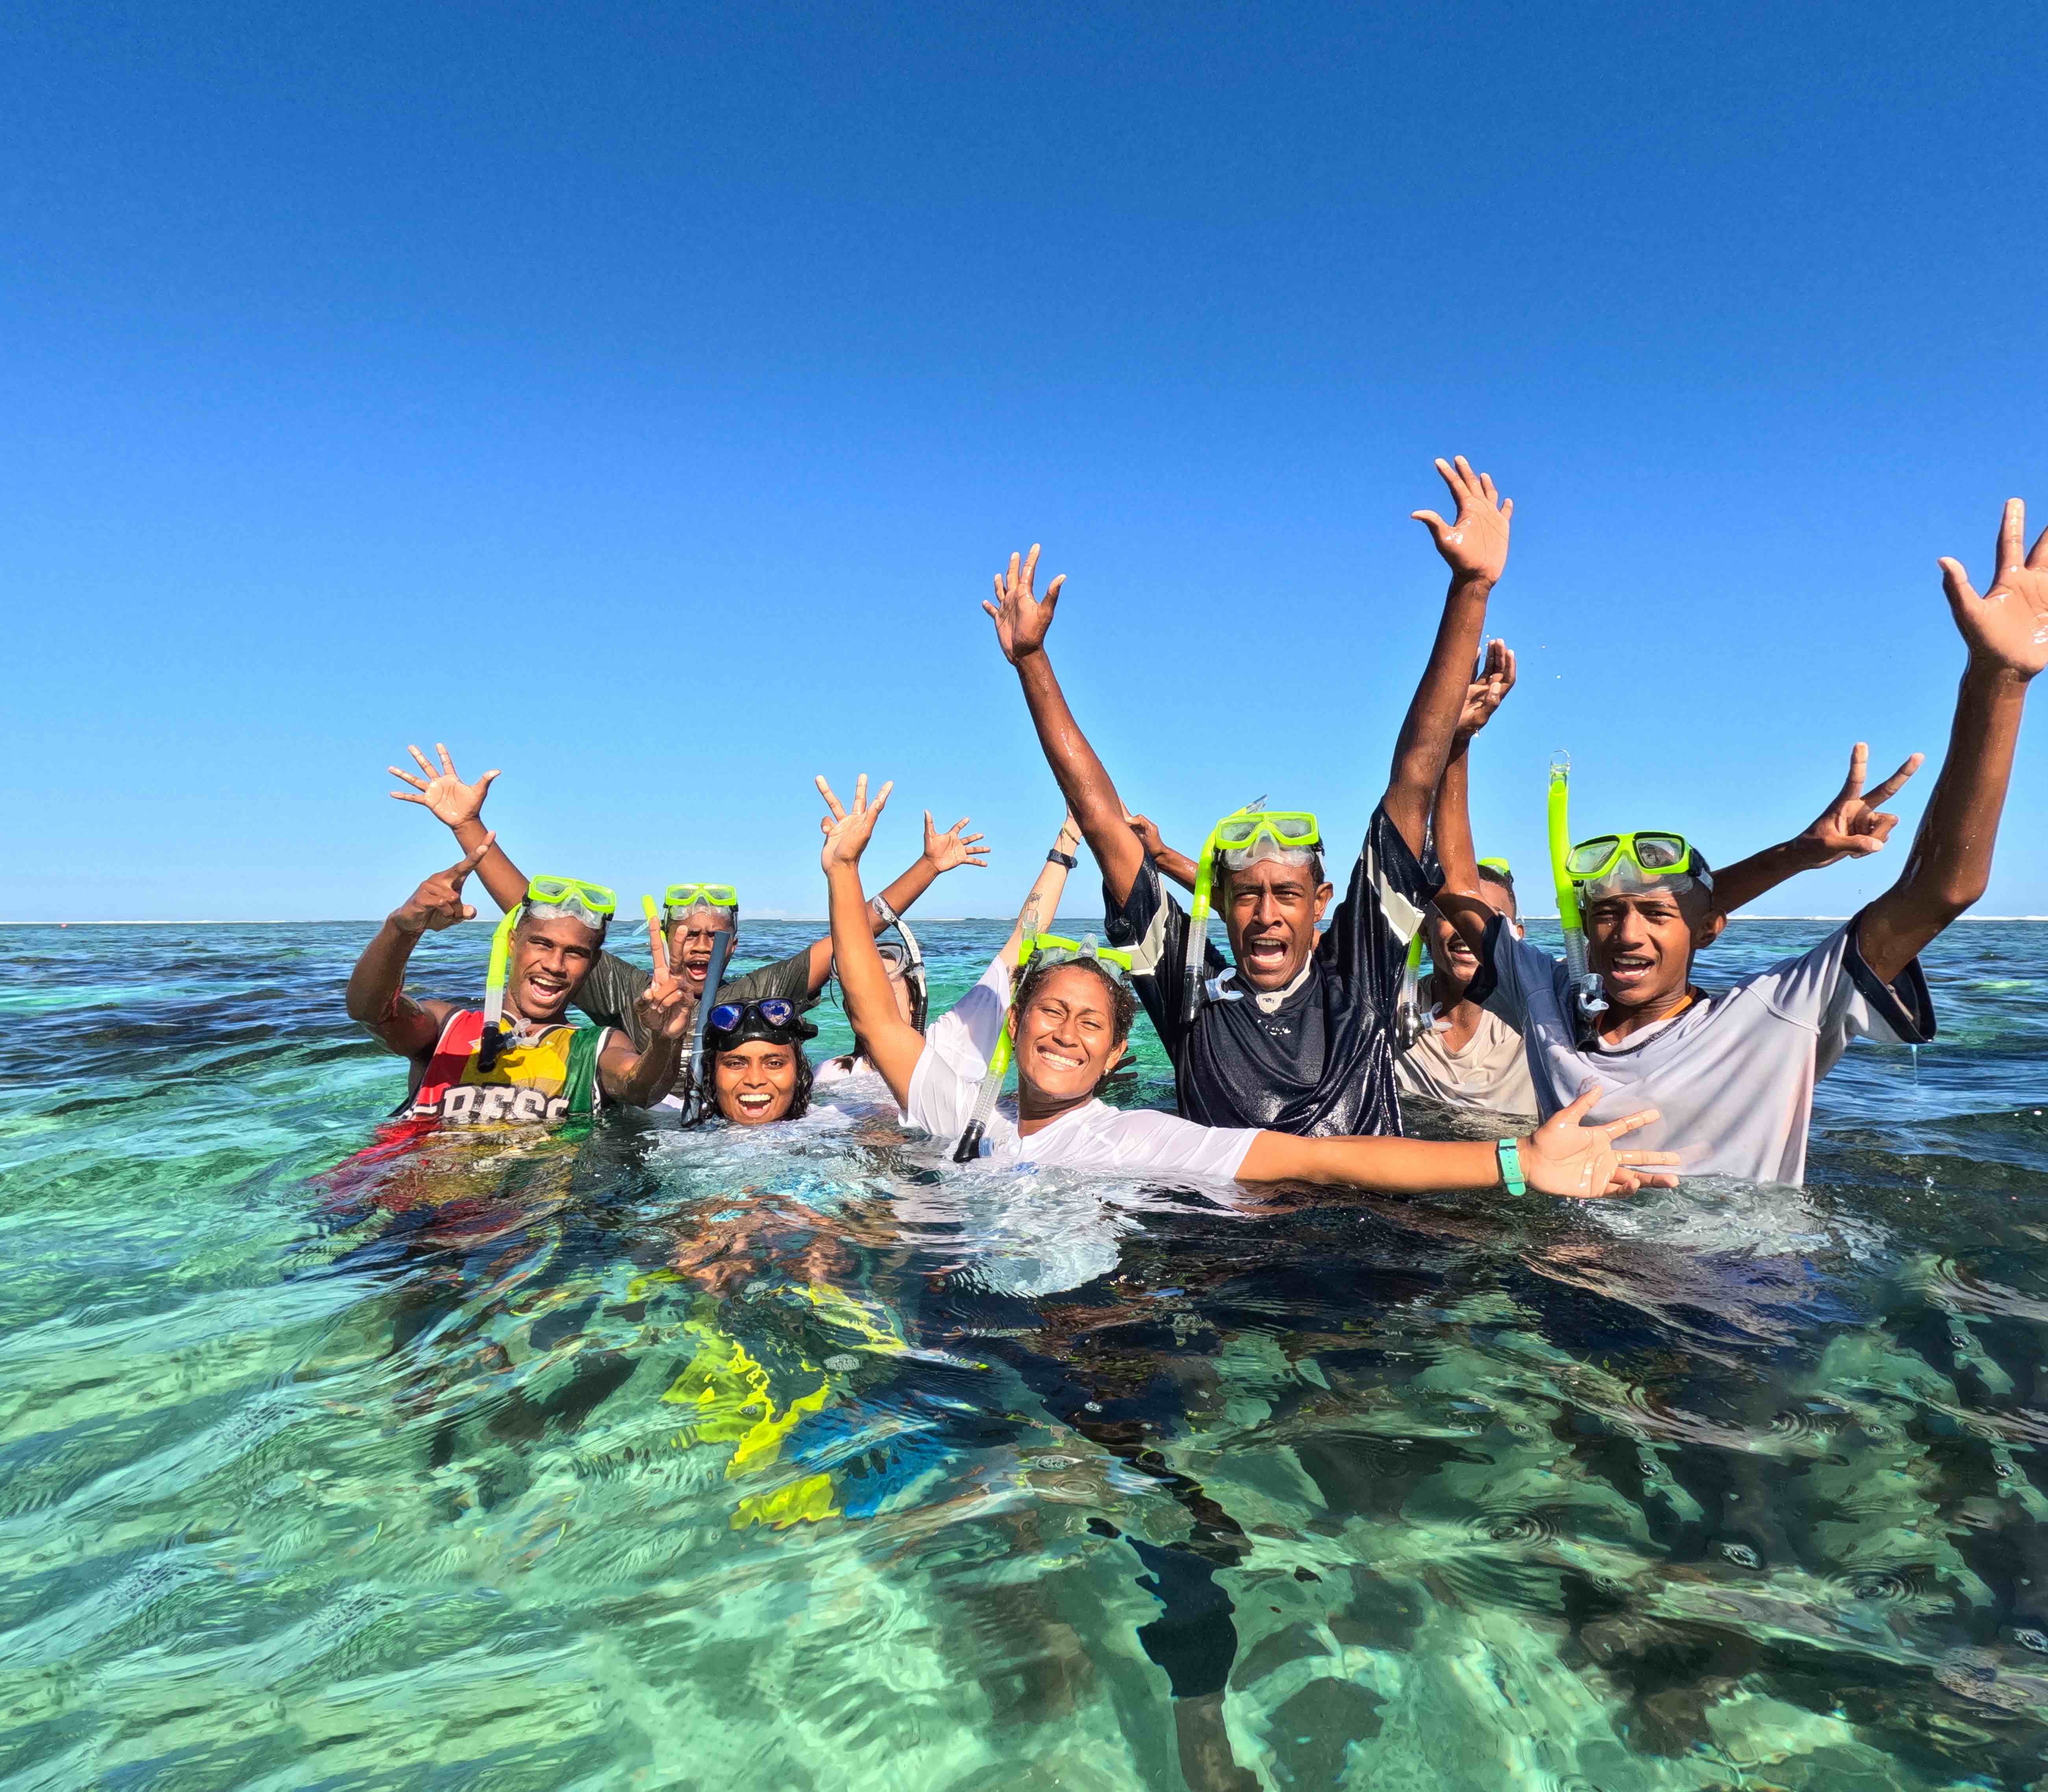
[1394,929,1446,1050]
[477,904,523,1072]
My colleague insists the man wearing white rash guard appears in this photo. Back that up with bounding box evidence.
[1435,497,2048,1187]
[814,772,1683,1200]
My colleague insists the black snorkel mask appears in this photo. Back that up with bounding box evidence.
[834,895,928,1034]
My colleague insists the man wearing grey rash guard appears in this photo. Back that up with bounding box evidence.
[1435,497,2047,1187]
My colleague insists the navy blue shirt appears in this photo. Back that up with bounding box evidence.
[1104,804,1437,1136]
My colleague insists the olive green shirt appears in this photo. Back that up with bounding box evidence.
[573,946,817,1052]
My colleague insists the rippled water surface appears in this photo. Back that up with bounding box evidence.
[6,918,2048,1791]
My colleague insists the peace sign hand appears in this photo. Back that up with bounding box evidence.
[1940,497,2048,680]
[634,900,696,1041]
[923,811,988,874]
[981,544,1066,664]
[817,774,895,872]
[1796,742,1924,865]
[1522,1085,1680,1199]
[1411,455,1513,586]
[1455,639,1517,740]
[388,743,500,829]
[392,835,496,935]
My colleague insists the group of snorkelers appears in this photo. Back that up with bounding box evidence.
[348,460,2048,1197]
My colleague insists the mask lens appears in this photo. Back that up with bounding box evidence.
[757,1000,796,1027]
[1567,837,1621,877]
[1269,813,1318,844]
[1215,819,1260,846]
[1635,834,1688,871]
[707,1004,744,1032]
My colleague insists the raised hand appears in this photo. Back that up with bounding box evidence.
[1940,498,2048,679]
[1455,638,1517,740]
[1522,1085,1680,1198]
[1411,455,1513,586]
[981,544,1066,664]
[1796,742,1924,865]
[817,773,895,872]
[388,743,500,829]
[631,902,695,1042]
[923,810,989,874]
[392,836,495,935]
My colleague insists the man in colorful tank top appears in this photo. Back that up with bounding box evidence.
[344,838,697,1129]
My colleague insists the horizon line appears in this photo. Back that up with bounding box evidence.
[12,915,2048,927]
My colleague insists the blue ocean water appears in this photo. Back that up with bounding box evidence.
[3,917,2048,1790]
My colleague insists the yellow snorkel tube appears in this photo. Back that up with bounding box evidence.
[477,903,523,1071]
[1547,753,1608,1035]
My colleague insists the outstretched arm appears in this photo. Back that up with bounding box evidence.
[817,774,928,1107]
[1383,458,1513,854]
[1238,1087,1677,1199]
[1707,744,1924,916]
[388,743,529,913]
[344,838,494,1058]
[1859,498,2046,982]
[982,546,1148,905]
[795,809,988,994]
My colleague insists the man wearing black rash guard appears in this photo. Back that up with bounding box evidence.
[983,455,1512,1136]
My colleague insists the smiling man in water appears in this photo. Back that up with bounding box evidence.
[984,455,1514,1136]
[1432,497,2046,1187]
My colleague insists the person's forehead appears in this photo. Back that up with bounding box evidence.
[1585,892,1685,919]
[518,916,601,946]
[1031,964,1114,1011]
[1224,859,1318,892]
[721,1039,788,1060]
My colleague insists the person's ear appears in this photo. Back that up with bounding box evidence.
[1102,1039,1128,1076]
[1314,883,1335,924]
[1692,909,1728,950]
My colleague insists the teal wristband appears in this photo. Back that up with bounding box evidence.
[1496,1138,1527,1196]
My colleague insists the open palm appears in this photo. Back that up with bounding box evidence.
[1942,498,2048,679]
[1411,456,1513,586]
[389,742,499,827]
[817,773,894,872]
[924,811,988,874]
[981,544,1066,664]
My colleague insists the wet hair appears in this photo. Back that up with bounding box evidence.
[520,900,609,942]
[1219,844,1327,892]
[665,898,739,940]
[1010,955,1139,1050]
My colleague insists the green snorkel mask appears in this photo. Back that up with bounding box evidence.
[1180,807,1322,1024]
[952,933,1134,1163]
[1546,756,1609,1038]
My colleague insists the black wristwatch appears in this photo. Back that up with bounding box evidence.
[1047,849,1077,868]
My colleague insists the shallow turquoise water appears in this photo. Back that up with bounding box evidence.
[4,918,2048,1790]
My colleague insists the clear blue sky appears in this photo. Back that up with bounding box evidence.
[7,2,2046,923]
